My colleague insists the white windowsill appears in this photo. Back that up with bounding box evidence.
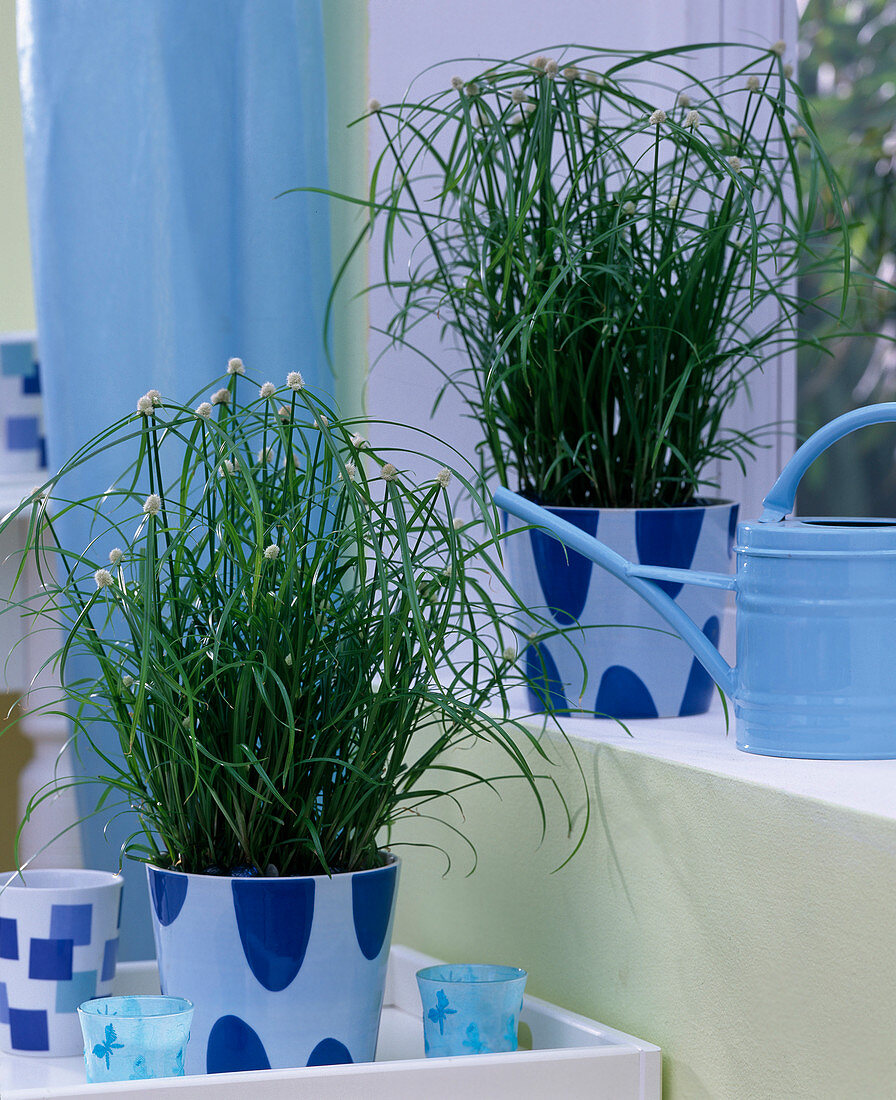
[513,691,896,822]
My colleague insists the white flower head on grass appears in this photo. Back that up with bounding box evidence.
[772,39,786,56]
[211,388,231,405]
[278,406,291,420]
[453,516,464,530]
[380,462,398,482]
[531,55,548,71]
[464,82,479,97]
[502,645,517,663]
[223,459,237,476]
[147,389,161,406]
[263,543,280,561]
[94,568,114,589]
[257,447,274,465]
[227,357,245,375]
[259,381,276,398]
[562,65,579,81]
[544,59,559,77]
[649,108,667,125]
[784,63,794,79]
[685,110,700,129]
[450,75,464,90]
[196,402,212,419]
[668,195,680,211]
[728,156,743,173]
[510,86,526,104]
[286,371,304,391]
[143,493,162,516]
[339,460,358,483]
[121,674,134,689]
[108,547,123,565]
[746,75,760,92]
[621,200,636,216]
[436,468,451,488]
[367,98,381,113]
[313,415,329,428]
[584,70,604,86]
[676,91,691,108]
[285,653,293,668]
[350,432,367,448]
[136,394,154,416]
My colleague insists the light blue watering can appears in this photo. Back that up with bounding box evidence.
[494,404,896,760]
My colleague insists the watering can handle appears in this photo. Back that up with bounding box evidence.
[760,403,896,522]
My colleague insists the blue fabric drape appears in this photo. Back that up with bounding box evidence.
[17,0,331,958]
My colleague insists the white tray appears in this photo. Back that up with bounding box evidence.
[0,946,661,1099]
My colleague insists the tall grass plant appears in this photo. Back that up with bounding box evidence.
[325,43,849,507]
[2,367,579,876]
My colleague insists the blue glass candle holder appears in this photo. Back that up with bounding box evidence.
[78,995,193,1083]
[416,963,527,1058]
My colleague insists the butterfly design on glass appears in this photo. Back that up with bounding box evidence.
[93,1023,124,1069]
[427,989,457,1035]
[463,1021,487,1054]
[128,1055,149,1081]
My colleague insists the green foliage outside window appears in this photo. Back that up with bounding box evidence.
[798,0,896,515]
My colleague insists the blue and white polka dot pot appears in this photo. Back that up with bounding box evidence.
[502,501,738,718]
[146,856,399,1074]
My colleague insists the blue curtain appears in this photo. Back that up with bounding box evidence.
[17,0,331,958]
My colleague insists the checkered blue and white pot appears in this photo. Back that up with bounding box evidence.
[502,501,738,718]
[146,855,399,1074]
[0,333,46,476]
[0,869,123,1056]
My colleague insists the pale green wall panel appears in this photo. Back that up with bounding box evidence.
[0,0,35,332]
[322,0,368,419]
[392,735,896,1100]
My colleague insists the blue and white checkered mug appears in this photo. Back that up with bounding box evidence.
[0,869,123,1056]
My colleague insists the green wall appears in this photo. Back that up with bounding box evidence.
[0,0,34,333]
[322,0,369,419]
[392,733,896,1100]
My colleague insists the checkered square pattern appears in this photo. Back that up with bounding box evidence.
[6,416,39,450]
[0,341,34,377]
[55,969,97,1013]
[0,917,18,960]
[0,871,121,1054]
[101,938,119,983]
[0,335,45,474]
[28,937,73,981]
[50,903,93,946]
[8,1007,49,1052]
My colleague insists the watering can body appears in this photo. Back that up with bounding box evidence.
[494,404,896,760]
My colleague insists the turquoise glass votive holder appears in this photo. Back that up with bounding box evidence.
[78,995,193,1083]
[416,963,527,1058]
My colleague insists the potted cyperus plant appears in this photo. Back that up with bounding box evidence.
[2,364,578,1073]
[327,42,849,719]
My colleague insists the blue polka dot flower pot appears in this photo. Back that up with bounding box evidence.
[146,855,399,1074]
[0,869,123,1057]
[502,501,737,718]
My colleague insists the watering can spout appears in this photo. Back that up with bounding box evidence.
[493,487,738,701]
